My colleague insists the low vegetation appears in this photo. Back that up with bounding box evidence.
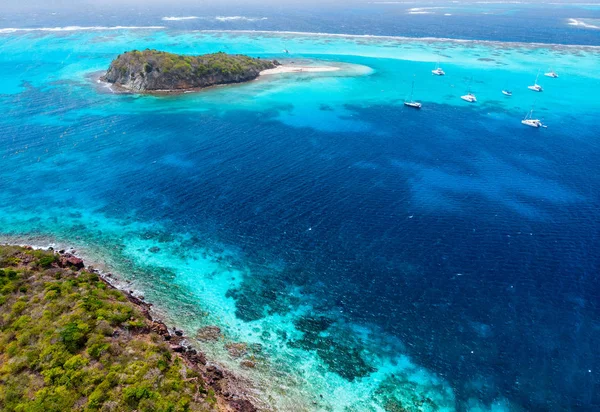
[0,245,216,412]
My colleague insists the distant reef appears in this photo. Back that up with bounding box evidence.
[101,49,279,92]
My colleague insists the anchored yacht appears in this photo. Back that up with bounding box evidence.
[461,93,477,103]
[528,70,543,92]
[521,109,546,128]
[432,59,445,76]
[502,90,512,96]
[404,80,422,109]
[544,69,558,78]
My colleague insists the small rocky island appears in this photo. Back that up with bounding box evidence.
[102,49,280,92]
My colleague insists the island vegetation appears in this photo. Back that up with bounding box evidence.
[102,49,279,92]
[0,245,254,412]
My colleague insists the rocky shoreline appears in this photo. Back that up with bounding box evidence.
[9,244,260,412]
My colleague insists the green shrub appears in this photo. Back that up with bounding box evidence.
[59,321,90,353]
[37,254,57,268]
[123,383,156,407]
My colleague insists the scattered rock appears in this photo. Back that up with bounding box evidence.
[148,246,161,253]
[189,351,207,365]
[174,329,183,337]
[196,325,222,342]
[240,360,256,369]
[151,321,169,336]
[205,365,224,383]
[59,255,84,270]
[229,399,257,412]
[225,342,248,358]
[170,344,185,353]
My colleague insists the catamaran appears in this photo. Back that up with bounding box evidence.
[461,78,476,102]
[502,90,513,96]
[461,93,477,103]
[432,59,445,76]
[528,70,543,92]
[404,80,422,109]
[544,69,558,78]
[521,109,546,128]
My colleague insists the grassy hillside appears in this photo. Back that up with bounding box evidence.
[0,245,217,412]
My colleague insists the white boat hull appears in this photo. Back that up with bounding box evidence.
[404,102,422,109]
[461,94,477,102]
[528,85,543,92]
[521,119,542,128]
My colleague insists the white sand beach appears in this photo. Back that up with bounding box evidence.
[260,65,341,75]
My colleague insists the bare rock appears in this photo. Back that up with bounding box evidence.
[225,342,248,358]
[170,344,185,353]
[59,254,85,270]
[151,321,169,336]
[240,360,256,369]
[229,399,257,412]
[196,325,222,342]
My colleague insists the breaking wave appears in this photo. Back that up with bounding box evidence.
[568,18,600,30]
[162,16,200,21]
[215,16,268,22]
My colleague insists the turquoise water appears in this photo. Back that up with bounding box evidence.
[1,27,600,411]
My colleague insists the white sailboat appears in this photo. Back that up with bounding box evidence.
[461,77,477,102]
[432,58,445,76]
[502,90,512,96]
[521,109,546,128]
[404,80,422,109]
[544,68,558,78]
[461,93,477,102]
[528,70,543,92]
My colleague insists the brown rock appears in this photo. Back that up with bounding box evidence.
[59,254,84,270]
[229,399,257,412]
[189,352,207,365]
[196,325,222,342]
[205,365,224,383]
[240,360,256,369]
[170,344,185,353]
[225,342,248,358]
[151,321,169,336]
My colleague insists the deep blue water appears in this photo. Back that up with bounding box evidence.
[1,3,600,411]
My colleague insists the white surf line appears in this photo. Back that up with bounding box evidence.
[162,16,199,21]
[567,18,600,30]
[214,16,268,22]
[196,29,600,49]
[0,26,165,33]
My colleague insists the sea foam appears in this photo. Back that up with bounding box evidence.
[162,16,200,21]
[568,18,600,30]
[215,16,268,22]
